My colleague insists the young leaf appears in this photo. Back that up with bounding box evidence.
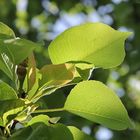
[68,126,94,140]
[27,53,36,91]
[29,63,76,101]
[30,86,58,102]
[27,115,50,126]
[75,63,94,80]
[64,80,132,130]
[23,68,41,100]
[39,63,75,87]
[0,81,17,100]
[48,22,132,68]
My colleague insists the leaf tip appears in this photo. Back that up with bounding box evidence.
[128,119,135,130]
[122,31,133,39]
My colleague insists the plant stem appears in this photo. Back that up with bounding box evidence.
[33,108,65,114]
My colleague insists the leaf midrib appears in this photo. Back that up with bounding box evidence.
[82,36,125,63]
[66,108,129,126]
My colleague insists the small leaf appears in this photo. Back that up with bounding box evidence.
[30,63,76,101]
[27,53,36,91]
[65,80,132,130]
[49,117,61,124]
[0,81,17,101]
[68,126,94,140]
[48,22,132,68]
[39,63,75,87]
[27,115,49,126]
[30,86,58,102]
[75,63,94,80]
[24,69,41,100]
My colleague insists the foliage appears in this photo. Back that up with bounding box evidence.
[0,21,132,139]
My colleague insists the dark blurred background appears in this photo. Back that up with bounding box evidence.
[0,0,140,139]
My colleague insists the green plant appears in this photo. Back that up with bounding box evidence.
[0,22,133,140]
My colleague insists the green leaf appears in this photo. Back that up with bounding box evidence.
[64,80,132,130]
[23,68,41,100]
[27,53,36,91]
[0,45,15,80]
[30,63,76,101]
[0,37,37,80]
[27,115,50,126]
[0,22,15,38]
[39,63,75,87]
[0,99,25,126]
[9,123,73,140]
[2,38,37,64]
[48,22,132,68]
[50,123,73,140]
[30,86,58,102]
[0,36,39,83]
[75,63,94,80]
[0,81,17,101]
[68,126,94,140]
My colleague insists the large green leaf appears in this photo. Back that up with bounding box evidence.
[64,80,132,130]
[0,81,17,101]
[9,123,73,140]
[0,99,25,126]
[48,22,131,68]
[68,126,94,140]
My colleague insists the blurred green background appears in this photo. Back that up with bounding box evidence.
[0,0,140,139]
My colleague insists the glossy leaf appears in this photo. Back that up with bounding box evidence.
[9,123,73,140]
[68,126,93,140]
[48,22,131,68]
[0,81,17,101]
[65,80,132,130]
